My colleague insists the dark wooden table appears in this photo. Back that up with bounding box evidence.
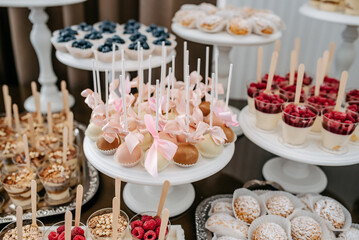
[2,85,359,239]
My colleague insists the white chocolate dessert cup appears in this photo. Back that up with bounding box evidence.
[255,111,281,131]
[321,127,352,151]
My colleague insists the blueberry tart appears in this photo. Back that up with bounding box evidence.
[66,39,94,58]
[51,32,76,52]
[105,35,126,45]
[96,42,121,63]
[152,36,176,55]
[125,40,153,60]
[84,30,104,46]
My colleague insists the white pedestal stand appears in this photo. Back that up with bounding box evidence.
[83,137,235,217]
[0,0,85,113]
[300,4,359,77]
[239,106,359,194]
[171,23,282,136]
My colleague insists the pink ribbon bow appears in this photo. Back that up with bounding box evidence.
[197,121,227,145]
[81,89,102,109]
[125,131,144,154]
[102,122,119,143]
[144,114,178,177]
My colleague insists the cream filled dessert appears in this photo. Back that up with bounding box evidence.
[247,82,267,113]
[252,222,288,240]
[13,148,46,168]
[346,101,359,142]
[38,162,71,201]
[307,96,336,132]
[280,85,306,103]
[346,89,359,102]
[87,212,128,238]
[254,92,286,131]
[3,224,42,240]
[2,166,36,207]
[196,134,223,158]
[321,109,358,151]
[36,134,60,153]
[48,147,78,171]
[266,195,294,218]
[281,103,317,145]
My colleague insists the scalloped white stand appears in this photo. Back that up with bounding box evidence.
[0,0,85,113]
[83,136,235,217]
[300,4,359,77]
[171,23,282,136]
[239,106,359,193]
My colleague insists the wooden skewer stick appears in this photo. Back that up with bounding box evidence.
[158,208,170,240]
[257,46,263,83]
[294,64,305,105]
[65,211,72,240]
[16,206,23,240]
[34,92,42,124]
[13,104,21,135]
[334,71,348,112]
[6,95,12,128]
[327,42,336,76]
[68,112,74,148]
[115,177,121,209]
[322,50,329,79]
[31,180,37,226]
[112,197,120,240]
[62,127,68,164]
[289,50,297,86]
[23,134,30,168]
[75,185,83,227]
[156,180,170,217]
[28,115,36,147]
[2,85,9,124]
[47,102,53,135]
[275,39,281,54]
[31,81,37,98]
[264,52,278,94]
[294,37,300,71]
[315,58,323,97]
[64,90,70,118]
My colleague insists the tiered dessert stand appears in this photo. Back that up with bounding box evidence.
[83,136,235,217]
[239,106,359,194]
[0,0,86,112]
[300,4,359,77]
[171,23,282,136]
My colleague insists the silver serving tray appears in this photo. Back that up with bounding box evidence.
[0,123,99,224]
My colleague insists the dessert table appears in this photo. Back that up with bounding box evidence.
[0,0,86,113]
[300,4,359,77]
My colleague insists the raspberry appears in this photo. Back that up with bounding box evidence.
[131,220,143,229]
[141,215,153,222]
[324,76,340,88]
[155,226,168,237]
[71,226,85,238]
[283,103,317,127]
[247,82,267,98]
[131,227,145,239]
[280,84,305,102]
[144,230,156,240]
[254,92,285,114]
[48,231,59,240]
[58,232,65,240]
[73,236,85,240]
[346,89,359,102]
[57,225,65,234]
[143,219,157,231]
[154,217,161,227]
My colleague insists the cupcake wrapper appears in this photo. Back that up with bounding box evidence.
[296,193,321,211]
[97,146,117,155]
[96,49,122,63]
[117,149,144,168]
[66,44,94,59]
[224,135,237,146]
[248,215,292,240]
[232,188,267,224]
[153,41,177,56]
[196,17,226,33]
[125,44,154,60]
[209,198,234,217]
[174,153,201,168]
[309,195,352,232]
[51,37,72,53]
[212,233,246,240]
[198,144,224,159]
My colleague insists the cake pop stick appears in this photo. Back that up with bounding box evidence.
[105,70,109,121]
[5,95,12,128]
[63,127,68,164]
[215,51,219,99]
[112,43,115,83]
[158,208,170,240]
[172,55,175,79]
[264,52,278,94]
[225,64,233,109]
[94,53,102,100]
[31,180,37,226]
[121,48,125,84]
[210,73,215,128]
[294,64,305,105]
[120,74,128,131]
[137,41,141,79]
[92,60,98,106]
[275,39,281,54]
[161,42,166,84]
[23,134,30,168]
[186,74,190,132]
[156,180,170,217]
[321,50,329,79]
[148,55,152,101]
[257,46,263,83]
[166,68,172,118]
[196,58,201,96]
[68,112,74,148]
[112,197,120,240]
[28,115,35,147]
[47,102,53,135]
[327,42,335,76]
[156,80,160,131]
[16,206,23,240]
[75,184,83,227]
[289,50,296,86]
[65,211,72,240]
[314,58,323,97]
[115,177,121,208]
[184,41,187,82]
[138,63,143,117]
[171,68,175,102]
[205,46,209,89]
[334,71,348,111]
[13,104,21,135]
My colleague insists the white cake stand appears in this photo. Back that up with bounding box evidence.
[56,50,176,72]
[239,106,359,194]
[83,136,235,217]
[0,0,85,113]
[300,4,359,77]
[171,23,282,136]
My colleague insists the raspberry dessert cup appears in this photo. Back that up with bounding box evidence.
[321,108,358,152]
[346,101,359,143]
[323,76,340,89]
[0,219,44,240]
[129,211,171,240]
[87,208,129,239]
[309,85,338,100]
[44,220,87,240]
[261,74,287,90]
[254,92,287,131]
[281,103,318,145]
[306,96,336,132]
[285,71,313,94]
[246,81,267,113]
[346,89,359,102]
[279,84,306,103]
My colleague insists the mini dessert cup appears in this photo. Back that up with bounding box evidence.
[48,145,79,171]
[246,81,267,114]
[152,40,177,56]
[66,40,94,58]
[0,126,15,142]
[96,44,121,63]
[38,161,72,204]
[321,108,358,152]
[279,84,306,103]
[281,103,318,146]
[50,35,75,53]
[12,148,47,169]
[0,219,44,239]
[44,220,87,239]
[284,71,313,94]
[306,96,336,132]
[1,165,36,208]
[346,88,359,102]
[254,92,287,131]
[35,134,60,153]
[125,43,154,60]
[87,208,129,239]
[129,211,170,240]
[0,139,24,172]
[309,84,338,100]
[346,101,359,143]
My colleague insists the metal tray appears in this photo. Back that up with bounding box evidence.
[0,123,99,224]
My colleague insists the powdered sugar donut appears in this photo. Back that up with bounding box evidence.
[205,213,248,239]
[210,199,233,216]
[233,195,261,224]
[253,12,284,31]
[197,15,226,33]
[180,11,206,29]
[313,198,345,230]
[290,216,322,240]
[250,17,277,35]
[227,17,252,36]
[266,195,294,218]
[252,222,288,240]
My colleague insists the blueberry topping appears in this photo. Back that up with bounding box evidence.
[72,39,93,49]
[59,27,78,36]
[57,32,76,43]
[129,32,147,42]
[123,27,139,35]
[124,19,140,32]
[105,35,125,44]
[98,43,119,53]
[84,30,103,40]
[99,25,116,34]
[152,27,169,38]
[146,24,158,32]
[153,38,171,46]
[77,22,93,32]
[129,40,149,50]
[99,20,116,29]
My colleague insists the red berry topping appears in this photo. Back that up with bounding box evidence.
[143,219,157,231]
[347,102,359,114]
[141,215,153,222]
[323,76,340,88]
[254,92,286,114]
[48,231,59,240]
[73,236,86,240]
[285,71,313,86]
[58,232,65,240]
[154,217,161,227]
[262,74,287,85]
[131,220,143,230]
[131,226,145,239]
[323,110,357,135]
[280,84,305,102]
[155,226,168,237]
[283,104,317,128]
[57,225,65,235]
[310,85,338,100]
[247,82,267,98]
[71,226,85,238]
[307,96,335,113]
[144,230,157,240]
[346,89,359,102]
